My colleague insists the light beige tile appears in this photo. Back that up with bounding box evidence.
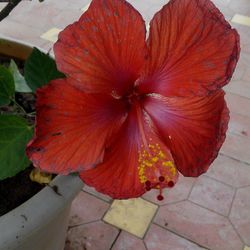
[232,14,250,27]
[81,2,90,12]
[103,198,158,238]
[244,246,250,250]
[40,27,62,43]
[0,3,7,11]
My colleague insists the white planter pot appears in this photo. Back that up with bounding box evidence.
[0,37,84,250]
[0,175,83,250]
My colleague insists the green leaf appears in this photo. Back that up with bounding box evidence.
[9,59,32,93]
[0,65,15,106]
[24,47,65,92]
[0,115,33,180]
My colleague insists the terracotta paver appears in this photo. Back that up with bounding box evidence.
[232,57,247,81]
[221,132,250,164]
[229,0,250,16]
[44,0,91,11]
[238,35,250,51]
[154,201,244,250]
[213,0,231,7]
[205,155,250,188]
[189,175,235,216]
[228,112,250,139]
[0,19,45,47]
[65,221,119,250]
[0,0,249,249]
[224,80,250,99]
[226,93,250,118]
[230,187,250,245]
[82,185,113,203]
[68,191,109,227]
[145,224,206,250]
[112,231,146,250]
[8,1,82,31]
[243,69,250,82]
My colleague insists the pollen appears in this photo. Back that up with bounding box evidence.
[138,140,177,192]
[162,161,173,167]
[152,157,159,163]
[158,151,165,158]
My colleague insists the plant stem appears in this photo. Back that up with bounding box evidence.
[0,0,22,22]
[11,99,36,122]
[12,98,27,115]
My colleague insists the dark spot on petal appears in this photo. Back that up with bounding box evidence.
[92,26,98,32]
[51,132,62,136]
[83,48,89,55]
[29,147,44,153]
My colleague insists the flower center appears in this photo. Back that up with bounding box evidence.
[126,89,143,107]
[114,86,144,110]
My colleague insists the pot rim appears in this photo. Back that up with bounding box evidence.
[0,34,55,58]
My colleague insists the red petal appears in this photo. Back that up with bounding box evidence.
[80,104,178,199]
[54,0,147,96]
[138,0,240,96]
[143,90,229,177]
[27,79,126,174]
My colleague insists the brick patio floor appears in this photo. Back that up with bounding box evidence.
[1,0,249,249]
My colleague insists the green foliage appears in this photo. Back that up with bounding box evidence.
[0,46,65,180]
[0,115,33,180]
[9,59,32,93]
[24,47,65,92]
[0,65,15,106]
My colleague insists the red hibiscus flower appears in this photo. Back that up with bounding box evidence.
[27,0,240,200]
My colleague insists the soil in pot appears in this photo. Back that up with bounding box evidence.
[0,166,45,216]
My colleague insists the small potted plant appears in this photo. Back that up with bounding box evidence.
[0,0,240,249]
[0,37,83,250]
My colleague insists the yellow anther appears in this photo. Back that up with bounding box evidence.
[162,161,169,167]
[170,168,176,175]
[144,160,153,167]
[152,157,159,163]
[162,161,174,167]
[158,151,165,158]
